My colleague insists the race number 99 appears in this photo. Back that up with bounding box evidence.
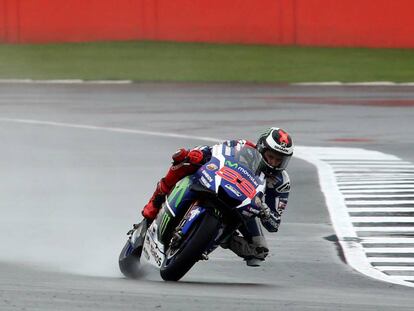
[216,166,256,199]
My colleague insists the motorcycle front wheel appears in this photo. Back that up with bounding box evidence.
[160,212,219,281]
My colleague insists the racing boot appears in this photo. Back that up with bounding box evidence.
[142,178,171,220]
[245,236,269,267]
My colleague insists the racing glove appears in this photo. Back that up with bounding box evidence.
[259,202,281,232]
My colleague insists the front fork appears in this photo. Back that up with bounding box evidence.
[168,202,223,257]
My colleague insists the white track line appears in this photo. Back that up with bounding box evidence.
[293,82,414,86]
[369,258,414,263]
[356,227,414,232]
[0,118,221,143]
[391,276,414,281]
[345,200,414,205]
[362,238,414,243]
[331,164,414,169]
[0,79,132,84]
[341,188,414,192]
[326,161,412,164]
[344,194,414,198]
[377,267,414,271]
[343,190,414,194]
[333,169,414,173]
[339,181,414,186]
[365,248,414,253]
[2,79,414,86]
[349,207,414,212]
[336,173,414,176]
[351,217,414,223]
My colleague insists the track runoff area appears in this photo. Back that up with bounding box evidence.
[295,146,414,288]
[2,116,414,288]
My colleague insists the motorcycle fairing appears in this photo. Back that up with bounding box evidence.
[158,176,197,241]
[121,143,268,275]
[195,144,266,213]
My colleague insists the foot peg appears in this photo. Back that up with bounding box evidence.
[200,252,209,261]
[127,219,149,245]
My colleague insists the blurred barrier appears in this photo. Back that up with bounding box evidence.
[0,0,142,43]
[295,0,414,48]
[1,0,413,48]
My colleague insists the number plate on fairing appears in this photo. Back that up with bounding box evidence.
[142,222,166,268]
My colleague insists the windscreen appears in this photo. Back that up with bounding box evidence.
[231,145,263,177]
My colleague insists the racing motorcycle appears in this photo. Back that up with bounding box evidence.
[119,143,267,281]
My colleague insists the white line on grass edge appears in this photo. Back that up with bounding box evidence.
[0,79,414,86]
[0,79,132,84]
[0,117,412,288]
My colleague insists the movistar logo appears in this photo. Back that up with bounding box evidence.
[225,160,238,168]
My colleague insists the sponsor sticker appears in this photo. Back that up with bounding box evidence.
[225,183,242,197]
[237,166,259,187]
[189,208,201,221]
[206,163,218,171]
[201,170,213,182]
[200,176,211,188]
[143,246,150,260]
[225,160,238,168]
[150,242,162,266]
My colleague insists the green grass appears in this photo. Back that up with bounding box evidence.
[0,41,413,82]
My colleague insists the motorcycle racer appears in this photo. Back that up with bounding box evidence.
[140,127,294,266]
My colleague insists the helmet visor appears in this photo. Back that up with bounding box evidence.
[263,149,291,171]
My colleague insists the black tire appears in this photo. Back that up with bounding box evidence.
[119,220,148,279]
[160,212,219,281]
[118,241,143,279]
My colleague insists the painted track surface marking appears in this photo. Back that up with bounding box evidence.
[295,147,414,287]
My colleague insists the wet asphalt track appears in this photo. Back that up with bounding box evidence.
[1,83,414,310]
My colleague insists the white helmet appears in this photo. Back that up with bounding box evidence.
[256,127,294,175]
